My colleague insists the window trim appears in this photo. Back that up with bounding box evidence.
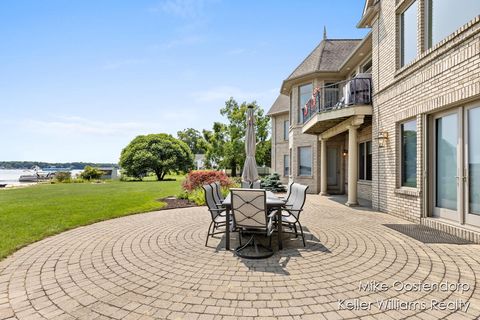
[399,118,418,188]
[297,146,313,177]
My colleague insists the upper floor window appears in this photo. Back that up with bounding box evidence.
[298,83,312,124]
[289,92,293,124]
[359,141,372,181]
[426,0,480,49]
[283,120,289,141]
[361,59,372,73]
[283,154,290,177]
[401,119,417,187]
[298,146,312,176]
[400,1,418,67]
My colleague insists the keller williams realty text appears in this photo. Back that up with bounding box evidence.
[338,299,470,312]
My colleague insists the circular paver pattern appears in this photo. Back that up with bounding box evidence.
[1,196,480,320]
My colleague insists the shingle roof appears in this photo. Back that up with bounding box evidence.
[286,39,362,80]
[267,94,289,116]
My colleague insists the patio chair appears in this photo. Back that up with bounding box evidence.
[202,184,230,246]
[230,188,275,259]
[280,181,294,202]
[241,181,251,189]
[280,183,309,246]
[210,182,224,206]
[213,181,225,202]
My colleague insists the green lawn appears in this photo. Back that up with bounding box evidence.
[0,177,183,260]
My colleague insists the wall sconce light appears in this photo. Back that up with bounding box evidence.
[342,149,348,157]
[376,131,389,148]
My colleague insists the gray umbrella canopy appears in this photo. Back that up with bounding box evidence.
[241,106,259,183]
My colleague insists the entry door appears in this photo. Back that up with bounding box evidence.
[432,110,461,221]
[465,105,480,226]
[327,146,341,193]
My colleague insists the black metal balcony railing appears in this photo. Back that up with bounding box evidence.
[302,77,372,124]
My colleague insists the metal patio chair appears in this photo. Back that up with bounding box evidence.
[210,182,224,206]
[230,188,275,259]
[252,180,261,189]
[241,181,251,189]
[203,184,230,246]
[280,183,309,246]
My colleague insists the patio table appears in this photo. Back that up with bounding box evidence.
[222,191,286,251]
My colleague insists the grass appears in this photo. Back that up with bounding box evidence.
[0,176,183,260]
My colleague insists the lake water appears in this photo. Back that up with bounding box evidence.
[0,169,83,186]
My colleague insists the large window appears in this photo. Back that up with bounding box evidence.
[400,1,418,67]
[401,120,417,187]
[359,141,372,181]
[283,154,290,177]
[283,120,289,141]
[298,83,313,123]
[298,146,312,176]
[426,0,480,48]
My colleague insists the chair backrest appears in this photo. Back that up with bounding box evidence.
[252,181,261,189]
[284,181,294,201]
[284,182,299,207]
[288,184,309,219]
[213,181,224,201]
[202,184,221,219]
[210,182,222,205]
[241,181,251,189]
[230,188,267,229]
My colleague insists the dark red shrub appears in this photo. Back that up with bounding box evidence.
[182,170,234,192]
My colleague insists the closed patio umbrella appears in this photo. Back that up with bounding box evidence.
[241,105,259,184]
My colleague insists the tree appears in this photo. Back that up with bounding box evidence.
[119,134,194,181]
[177,128,209,154]
[80,166,103,180]
[206,98,271,176]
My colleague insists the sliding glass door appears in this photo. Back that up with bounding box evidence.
[465,105,480,226]
[433,111,460,221]
[432,104,480,227]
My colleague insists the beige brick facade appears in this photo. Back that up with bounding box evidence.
[369,1,480,237]
[269,0,480,241]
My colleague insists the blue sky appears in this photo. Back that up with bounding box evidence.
[0,0,368,163]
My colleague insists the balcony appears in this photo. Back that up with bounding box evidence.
[302,76,373,135]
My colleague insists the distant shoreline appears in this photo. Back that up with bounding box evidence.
[0,161,119,170]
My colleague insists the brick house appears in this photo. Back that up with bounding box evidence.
[268,0,480,242]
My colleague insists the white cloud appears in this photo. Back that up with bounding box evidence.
[21,116,154,136]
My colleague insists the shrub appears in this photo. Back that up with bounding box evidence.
[182,170,234,192]
[80,166,103,180]
[261,173,286,192]
[55,171,71,183]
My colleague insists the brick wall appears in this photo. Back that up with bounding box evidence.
[271,113,290,184]
[371,1,480,223]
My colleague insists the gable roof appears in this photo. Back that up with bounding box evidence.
[286,39,362,81]
[267,94,289,116]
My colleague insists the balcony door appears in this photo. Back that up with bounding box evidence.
[431,104,480,227]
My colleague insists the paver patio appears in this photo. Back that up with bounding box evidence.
[1,195,480,320]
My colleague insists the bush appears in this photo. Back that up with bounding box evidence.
[80,166,103,180]
[178,170,237,206]
[55,171,71,183]
[261,173,286,192]
[182,170,234,192]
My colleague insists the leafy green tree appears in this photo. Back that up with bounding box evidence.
[206,98,270,176]
[177,128,209,154]
[119,134,194,181]
[80,166,103,180]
